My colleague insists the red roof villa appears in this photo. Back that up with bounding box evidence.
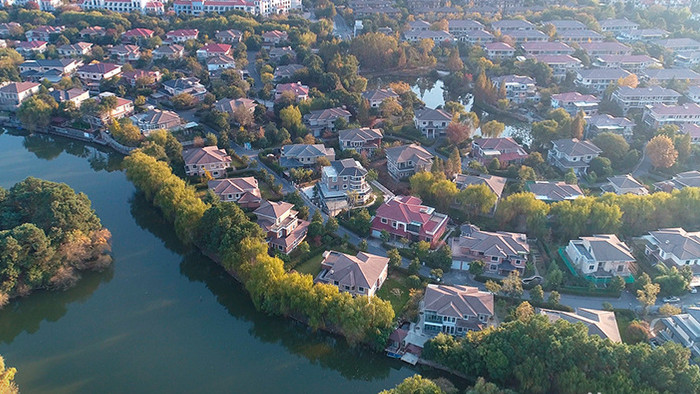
[255,200,309,254]
[471,137,528,166]
[371,195,449,248]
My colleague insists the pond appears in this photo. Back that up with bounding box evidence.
[0,131,459,393]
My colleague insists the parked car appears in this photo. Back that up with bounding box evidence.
[663,296,681,303]
[690,287,697,294]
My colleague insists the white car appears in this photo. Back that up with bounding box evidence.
[663,296,681,303]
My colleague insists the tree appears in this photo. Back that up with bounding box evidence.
[408,257,421,275]
[548,290,561,305]
[279,105,303,132]
[530,284,544,304]
[17,95,55,132]
[514,301,534,321]
[359,239,368,251]
[625,321,651,344]
[379,374,442,394]
[0,356,18,394]
[469,260,485,276]
[590,157,613,178]
[646,135,678,169]
[446,121,472,145]
[109,119,142,147]
[570,111,585,140]
[446,148,462,177]
[481,120,505,138]
[446,48,464,71]
[609,275,625,293]
[485,280,502,294]
[637,281,660,315]
[564,169,578,185]
[456,184,497,217]
[593,132,630,165]
[205,132,218,147]
[502,271,523,297]
[388,248,401,268]
[659,303,682,316]
[430,268,443,281]
[617,74,638,88]
[233,105,254,127]
[297,241,310,255]
[325,216,338,233]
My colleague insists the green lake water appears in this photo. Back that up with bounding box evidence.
[0,131,449,393]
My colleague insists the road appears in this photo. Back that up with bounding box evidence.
[246,50,262,90]
[333,14,353,40]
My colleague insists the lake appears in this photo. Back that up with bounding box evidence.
[0,131,455,393]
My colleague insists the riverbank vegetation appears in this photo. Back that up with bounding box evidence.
[124,151,395,347]
[422,302,700,394]
[0,355,18,394]
[0,177,112,306]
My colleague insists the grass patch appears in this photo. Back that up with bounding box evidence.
[615,309,636,344]
[259,181,282,201]
[295,251,325,276]
[377,272,412,316]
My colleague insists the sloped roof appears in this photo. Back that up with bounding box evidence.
[552,92,599,103]
[527,181,583,202]
[375,195,445,232]
[453,174,506,198]
[338,127,383,143]
[423,285,494,319]
[552,138,602,156]
[452,225,529,258]
[208,177,259,197]
[136,109,181,126]
[78,62,121,74]
[198,43,231,53]
[361,88,399,102]
[327,158,367,177]
[580,234,635,262]
[282,144,334,158]
[0,81,39,94]
[182,146,231,166]
[320,251,389,290]
[214,97,256,114]
[254,200,294,220]
[539,308,621,342]
[649,228,700,261]
[385,144,433,164]
[306,107,351,121]
[122,28,154,38]
[414,107,452,121]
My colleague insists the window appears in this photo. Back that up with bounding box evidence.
[617,265,624,272]
[358,287,364,292]
[333,280,338,285]
[381,218,387,224]
[588,265,595,270]
[490,264,497,271]
[491,256,498,261]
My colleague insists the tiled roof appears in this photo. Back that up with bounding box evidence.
[539,308,621,342]
[552,138,602,156]
[338,127,383,143]
[182,146,231,166]
[453,174,506,198]
[208,177,260,197]
[527,181,583,201]
[414,107,452,121]
[320,251,389,290]
[423,285,494,319]
[385,144,433,164]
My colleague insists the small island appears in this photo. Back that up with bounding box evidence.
[0,177,112,306]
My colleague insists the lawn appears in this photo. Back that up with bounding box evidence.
[295,251,325,276]
[615,309,636,344]
[377,273,412,316]
[259,181,282,201]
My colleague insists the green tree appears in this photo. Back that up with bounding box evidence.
[408,257,421,275]
[501,271,523,298]
[547,290,560,305]
[646,135,678,169]
[379,374,442,394]
[625,320,651,344]
[637,281,660,315]
[17,95,56,132]
[469,260,485,276]
[0,355,18,394]
[530,284,544,304]
[481,120,505,138]
[659,303,682,316]
[109,119,143,147]
[564,169,577,185]
[485,280,502,294]
[359,239,368,251]
[388,248,401,268]
[593,132,630,166]
[325,216,338,234]
[609,275,625,293]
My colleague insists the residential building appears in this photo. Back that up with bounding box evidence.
[196,43,232,59]
[471,137,528,166]
[78,0,164,14]
[215,29,243,43]
[255,200,309,254]
[274,82,309,101]
[319,159,371,215]
[586,114,635,138]
[404,29,455,44]
[643,228,700,268]
[564,234,635,279]
[207,177,261,208]
[533,55,582,80]
[652,38,700,54]
[182,146,231,178]
[492,75,539,104]
[214,97,256,116]
[520,41,574,56]
[172,0,259,16]
[642,68,700,86]
[315,251,389,297]
[57,42,93,57]
[544,19,587,31]
[658,308,700,359]
[25,26,63,42]
[457,29,494,45]
[618,28,668,42]
[453,174,507,212]
[19,59,82,79]
[269,46,296,62]
[385,144,434,180]
[153,44,185,60]
[611,86,681,114]
[526,181,583,202]
[575,68,632,94]
[654,171,700,192]
[262,30,288,44]
[206,54,236,72]
[502,29,548,43]
[16,41,48,57]
[407,20,431,31]
[109,44,141,62]
[687,86,700,104]
[165,29,199,43]
[451,224,529,274]
[601,174,648,195]
[273,64,304,81]
[0,81,40,111]
[87,93,134,126]
[50,88,90,108]
[681,123,700,144]
[483,42,515,60]
[362,88,399,108]
[279,144,335,168]
[675,51,700,68]
[121,28,154,43]
[538,308,622,343]
[163,77,207,99]
[303,107,351,136]
[548,138,602,175]
[448,19,485,36]
[130,109,182,135]
[77,62,122,84]
[551,92,600,116]
[414,107,452,138]
[600,18,639,33]
[421,285,495,337]
[370,195,448,248]
[121,70,161,87]
[14,0,61,10]
[593,55,661,73]
[556,29,603,43]
[491,19,537,33]
[79,26,106,39]
[338,127,383,155]
[642,103,700,128]
[579,42,631,56]
[0,23,21,38]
